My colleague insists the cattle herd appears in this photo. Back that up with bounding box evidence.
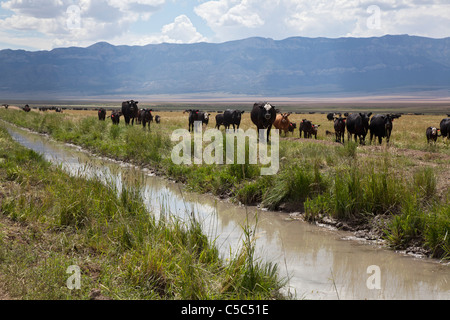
[4,101,450,143]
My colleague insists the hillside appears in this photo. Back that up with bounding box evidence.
[1,35,449,98]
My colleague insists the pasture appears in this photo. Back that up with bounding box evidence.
[0,103,449,260]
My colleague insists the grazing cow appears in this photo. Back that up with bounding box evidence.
[346,112,372,144]
[327,113,335,121]
[155,115,161,124]
[440,118,450,139]
[215,113,224,129]
[111,111,121,125]
[223,109,245,131]
[121,100,139,125]
[273,113,292,136]
[426,127,440,143]
[333,116,346,143]
[299,119,313,138]
[98,108,106,121]
[250,102,277,142]
[23,104,31,112]
[288,122,297,135]
[369,114,401,144]
[141,109,153,129]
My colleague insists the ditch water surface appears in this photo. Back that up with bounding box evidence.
[4,121,449,300]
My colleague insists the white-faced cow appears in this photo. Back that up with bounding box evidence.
[250,102,277,142]
[426,127,440,143]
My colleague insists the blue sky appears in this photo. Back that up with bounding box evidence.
[1,0,449,51]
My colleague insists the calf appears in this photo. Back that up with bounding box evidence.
[426,127,440,143]
[155,115,161,124]
[310,124,320,139]
[288,122,297,135]
[215,113,224,129]
[111,111,121,125]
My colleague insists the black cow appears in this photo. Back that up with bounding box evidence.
[111,111,121,125]
[440,118,450,139]
[288,122,297,135]
[333,116,346,143]
[299,119,313,138]
[369,114,401,144]
[98,108,106,121]
[121,100,139,125]
[142,109,153,129]
[185,110,210,132]
[426,127,440,143]
[250,102,277,142]
[155,115,161,124]
[346,112,372,144]
[2,104,8,109]
[223,109,245,131]
[215,113,224,129]
[23,104,31,112]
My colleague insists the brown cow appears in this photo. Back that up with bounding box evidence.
[273,112,292,136]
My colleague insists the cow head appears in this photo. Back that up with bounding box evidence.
[281,112,291,123]
[260,103,274,120]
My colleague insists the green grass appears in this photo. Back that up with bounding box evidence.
[0,108,449,261]
[0,125,286,299]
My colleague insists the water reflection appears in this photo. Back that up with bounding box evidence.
[4,122,449,300]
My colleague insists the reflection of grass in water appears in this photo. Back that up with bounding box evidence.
[0,126,285,299]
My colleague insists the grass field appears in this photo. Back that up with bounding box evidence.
[0,123,286,300]
[0,103,449,261]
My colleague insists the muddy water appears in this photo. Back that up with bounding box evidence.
[4,122,449,300]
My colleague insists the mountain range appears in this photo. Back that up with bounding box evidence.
[1,35,449,99]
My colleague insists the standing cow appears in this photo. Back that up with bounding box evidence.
[440,118,450,139]
[426,127,440,143]
[333,116,346,143]
[122,100,139,125]
[98,108,106,121]
[223,109,245,131]
[142,109,153,129]
[23,104,31,112]
[185,110,210,132]
[250,102,277,142]
[346,112,372,144]
[369,114,401,144]
[273,113,292,136]
[215,113,224,129]
[111,111,121,125]
[299,119,313,138]
[155,115,161,124]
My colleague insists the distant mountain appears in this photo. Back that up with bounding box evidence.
[1,35,450,98]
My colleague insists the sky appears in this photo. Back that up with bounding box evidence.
[0,0,449,51]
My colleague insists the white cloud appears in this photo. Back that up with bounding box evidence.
[129,14,206,45]
[194,0,450,42]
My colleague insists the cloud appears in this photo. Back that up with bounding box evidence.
[0,0,168,49]
[130,14,207,45]
[194,0,450,41]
